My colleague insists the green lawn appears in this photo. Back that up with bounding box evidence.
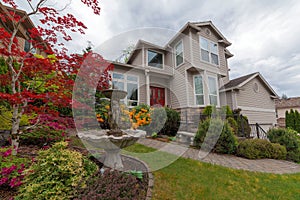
[125,144,300,200]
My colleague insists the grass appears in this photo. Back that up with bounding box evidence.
[125,144,300,200]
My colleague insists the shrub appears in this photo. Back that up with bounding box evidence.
[158,107,180,136]
[202,105,217,118]
[0,147,31,188]
[129,104,152,129]
[74,170,147,200]
[140,107,165,135]
[15,142,98,200]
[227,117,238,136]
[268,128,300,162]
[194,118,238,154]
[0,106,36,130]
[233,110,251,138]
[20,126,66,147]
[237,139,287,159]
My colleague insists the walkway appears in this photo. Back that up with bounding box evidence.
[137,138,300,174]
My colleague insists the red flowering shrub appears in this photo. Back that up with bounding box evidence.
[0,147,30,188]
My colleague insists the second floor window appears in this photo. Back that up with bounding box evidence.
[148,50,163,69]
[175,41,183,66]
[200,37,219,66]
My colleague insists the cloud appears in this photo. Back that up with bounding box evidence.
[12,0,300,97]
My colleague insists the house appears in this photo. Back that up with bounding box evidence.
[220,72,278,132]
[0,3,47,56]
[109,21,279,134]
[275,97,300,127]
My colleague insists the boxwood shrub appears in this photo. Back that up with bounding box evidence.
[237,139,287,160]
[194,118,238,154]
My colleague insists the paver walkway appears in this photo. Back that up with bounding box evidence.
[137,138,300,174]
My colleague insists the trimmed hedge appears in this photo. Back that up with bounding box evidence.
[237,139,287,160]
[194,118,238,154]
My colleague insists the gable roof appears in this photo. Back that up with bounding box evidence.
[220,72,278,98]
[275,97,300,109]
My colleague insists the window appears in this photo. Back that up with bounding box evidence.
[208,76,218,105]
[24,40,31,52]
[112,73,138,106]
[175,41,183,66]
[194,75,204,105]
[200,37,219,65]
[148,50,163,68]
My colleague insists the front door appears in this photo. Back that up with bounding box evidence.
[150,86,165,106]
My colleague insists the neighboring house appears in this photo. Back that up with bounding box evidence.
[110,21,278,132]
[0,3,47,56]
[275,97,300,128]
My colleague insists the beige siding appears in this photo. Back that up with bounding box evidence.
[131,49,143,66]
[170,66,187,108]
[277,107,300,119]
[236,78,275,110]
[241,110,276,126]
[220,91,233,108]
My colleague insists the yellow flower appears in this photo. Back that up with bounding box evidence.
[105,105,110,110]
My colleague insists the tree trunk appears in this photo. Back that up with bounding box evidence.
[11,105,21,155]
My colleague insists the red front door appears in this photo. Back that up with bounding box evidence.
[150,87,165,106]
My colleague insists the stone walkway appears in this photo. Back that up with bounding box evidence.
[137,138,300,174]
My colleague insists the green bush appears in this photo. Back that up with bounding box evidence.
[237,139,287,159]
[0,106,35,130]
[194,118,238,154]
[159,107,180,136]
[233,109,251,137]
[19,126,66,147]
[15,142,98,200]
[227,117,238,136]
[267,128,300,162]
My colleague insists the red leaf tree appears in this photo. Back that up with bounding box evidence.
[0,0,112,151]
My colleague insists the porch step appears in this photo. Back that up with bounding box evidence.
[176,131,196,145]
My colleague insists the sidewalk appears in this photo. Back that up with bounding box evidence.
[137,138,300,174]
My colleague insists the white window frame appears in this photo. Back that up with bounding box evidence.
[147,49,164,69]
[199,36,219,66]
[207,75,219,106]
[111,72,139,107]
[175,40,184,67]
[193,75,205,106]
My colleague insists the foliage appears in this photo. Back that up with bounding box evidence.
[0,106,36,130]
[285,109,300,132]
[233,109,251,137]
[202,105,217,117]
[267,128,300,162]
[194,118,238,154]
[129,104,152,129]
[73,170,146,200]
[0,147,30,188]
[227,117,238,135]
[158,107,180,136]
[19,126,66,147]
[128,170,143,180]
[237,139,287,159]
[15,142,98,200]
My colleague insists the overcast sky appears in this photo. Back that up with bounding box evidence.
[15,0,300,97]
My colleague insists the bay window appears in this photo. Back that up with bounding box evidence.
[194,75,204,105]
[208,76,218,105]
[148,50,163,68]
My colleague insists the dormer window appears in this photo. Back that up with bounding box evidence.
[175,41,183,66]
[147,50,163,69]
[200,37,219,66]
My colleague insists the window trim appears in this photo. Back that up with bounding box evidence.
[193,74,205,106]
[207,75,219,106]
[111,72,139,107]
[175,40,184,67]
[147,49,164,69]
[199,36,220,66]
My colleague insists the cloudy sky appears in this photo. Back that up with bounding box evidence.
[15,0,300,97]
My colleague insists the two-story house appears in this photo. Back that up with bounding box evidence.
[110,21,278,132]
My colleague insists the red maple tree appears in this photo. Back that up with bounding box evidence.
[0,0,112,150]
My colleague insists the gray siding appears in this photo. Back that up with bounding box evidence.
[170,66,187,108]
[241,110,276,125]
[131,49,143,66]
[237,78,275,110]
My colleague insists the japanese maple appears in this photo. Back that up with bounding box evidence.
[0,0,112,151]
